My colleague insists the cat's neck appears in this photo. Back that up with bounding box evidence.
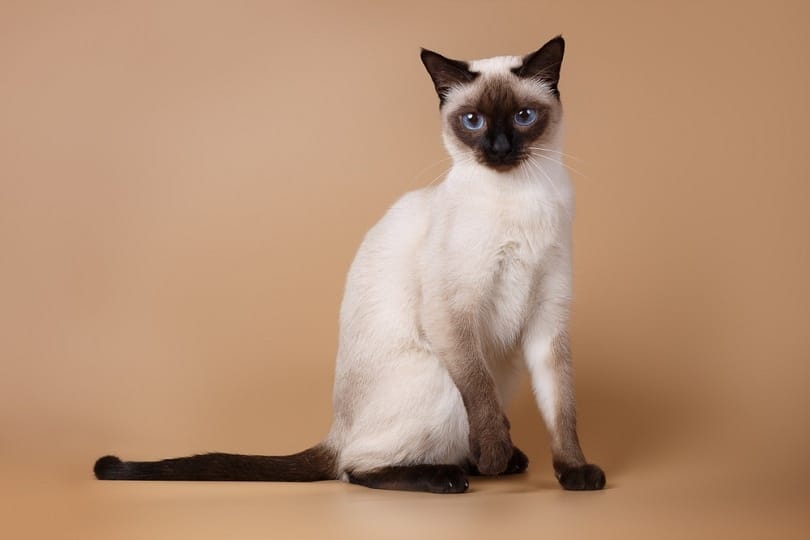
[441,154,572,208]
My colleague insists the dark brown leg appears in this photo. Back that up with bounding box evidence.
[545,332,605,490]
[421,306,513,476]
[526,329,606,491]
[347,464,469,494]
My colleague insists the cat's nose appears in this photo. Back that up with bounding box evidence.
[493,133,511,157]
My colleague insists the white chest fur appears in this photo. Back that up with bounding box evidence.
[422,162,571,350]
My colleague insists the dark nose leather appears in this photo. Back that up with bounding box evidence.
[492,133,510,157]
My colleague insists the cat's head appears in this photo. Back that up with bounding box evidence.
[421,37,565,172]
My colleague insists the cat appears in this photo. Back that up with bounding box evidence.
[94,36,606,494]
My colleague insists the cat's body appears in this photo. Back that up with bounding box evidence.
[331,148,570,476]
[95,37,605,493]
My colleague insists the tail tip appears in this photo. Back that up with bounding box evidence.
[94,455,123,479]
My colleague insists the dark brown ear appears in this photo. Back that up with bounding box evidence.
[420,48,478,107]
[512,36,565,98]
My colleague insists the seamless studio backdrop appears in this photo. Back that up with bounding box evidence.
[1,1,809,538]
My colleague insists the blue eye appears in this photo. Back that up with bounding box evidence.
[461,112,485,131]
[514,108,538,126]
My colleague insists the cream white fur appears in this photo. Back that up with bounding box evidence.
[326,56,574,479]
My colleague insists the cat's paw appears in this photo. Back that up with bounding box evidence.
[470,425,513,475]
[556,463,606,490]
[503,446,529,475]
[467,445,529,476]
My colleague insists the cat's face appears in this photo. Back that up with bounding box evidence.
[421,37,565,172]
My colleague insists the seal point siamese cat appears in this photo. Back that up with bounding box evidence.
[95,36,606,494]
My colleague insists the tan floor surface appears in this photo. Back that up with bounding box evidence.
[4,452,808,539]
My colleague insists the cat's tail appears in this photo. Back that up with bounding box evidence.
[93,444,337,482]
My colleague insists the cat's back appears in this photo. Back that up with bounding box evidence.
[368,186,434,248]
[350,185,434,269]
[339,186,435,329]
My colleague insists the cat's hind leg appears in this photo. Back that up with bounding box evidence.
[347,464,469,494]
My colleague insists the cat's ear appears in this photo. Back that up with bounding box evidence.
[513,36,565,98]
[420,48,478,107]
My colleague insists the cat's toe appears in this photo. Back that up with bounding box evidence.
[428,467,469,494]
[556,464,606,491]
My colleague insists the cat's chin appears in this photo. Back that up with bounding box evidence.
[472,151,531,173]
[479,159,525,173]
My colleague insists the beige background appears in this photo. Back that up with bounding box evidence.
[2,1,809,538]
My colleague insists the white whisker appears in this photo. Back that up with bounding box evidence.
[528,149,590,180]
[402,155,455,189]
[403,152,477,190]
[527,146,584,163]
[526,156,572,222]
[424,165,452,188]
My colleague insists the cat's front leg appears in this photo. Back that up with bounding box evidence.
[422,308,513,475]
[522,309,606,490]
[463,372,513,476]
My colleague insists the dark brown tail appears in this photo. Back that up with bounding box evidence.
[94,444,336,481]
